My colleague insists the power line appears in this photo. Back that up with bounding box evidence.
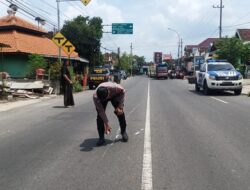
[1,0,48,29]
[5,0,57,30]
[16,0,58,27]
[223,21,250,28]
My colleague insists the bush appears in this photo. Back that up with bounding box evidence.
[69,65,82,92]
[27,54,47,77]
[49,61,61,81]
[73,80,83,92]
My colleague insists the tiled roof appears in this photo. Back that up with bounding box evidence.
[0,15,46,34]
[184,45,199,50]
[236,29,250,42]
[0,30,78,58]
[198,38,219,48]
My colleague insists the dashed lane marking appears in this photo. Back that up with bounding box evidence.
[210,97,228,104]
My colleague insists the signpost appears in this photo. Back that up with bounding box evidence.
[52,32,67,47]
[112,23,133,34]
[81,0,91,6]
[52,32,75,56]
[62,41,75,56]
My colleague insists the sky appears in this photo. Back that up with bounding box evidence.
[1,0,250,61]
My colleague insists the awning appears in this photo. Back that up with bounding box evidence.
[43,55,89,63]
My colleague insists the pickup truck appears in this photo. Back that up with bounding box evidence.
[195,60,243,95]
[88,67,111,89]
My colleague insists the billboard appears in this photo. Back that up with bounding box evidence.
[154,52,162,64]
[163,54,172,61]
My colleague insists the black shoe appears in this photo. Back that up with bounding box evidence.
[96,139,105,146]
[121,132,128,142]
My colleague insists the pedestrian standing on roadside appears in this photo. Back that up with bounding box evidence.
[93,81,128,146]
[61,61,75,108]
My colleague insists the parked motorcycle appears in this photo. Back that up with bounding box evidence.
[169,70,176,79]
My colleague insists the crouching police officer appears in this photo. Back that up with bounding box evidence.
[93,81,128,146]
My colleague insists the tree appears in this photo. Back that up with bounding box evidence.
[61,16,103,67]
[215,37,244,68]
[120,52,131,73]
[133,55,145,66]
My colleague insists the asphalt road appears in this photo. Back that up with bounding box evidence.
[1,76,250,190]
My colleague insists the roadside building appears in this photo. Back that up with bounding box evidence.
[235,29,250,44]
[0,11,89,78]
[235,29,250,78]
[184,38,219,73]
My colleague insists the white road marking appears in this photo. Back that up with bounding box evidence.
[102,129,120,158]
[0,130,11,137]
[127,103,141,118]
[141,81,153,190]
[210,97,228,104]
[134,131,140,136]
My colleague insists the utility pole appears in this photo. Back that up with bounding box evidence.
[180,38,183,58]
[117,47,120,69]
[177,40,180,68]
[56,0,84,65]
[213,0,224,38]
[130,43,133,76]
[56,0,62,66]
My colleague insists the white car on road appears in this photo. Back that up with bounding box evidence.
[195,60,243,95]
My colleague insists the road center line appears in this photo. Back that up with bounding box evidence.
[141,81,153,190]
[210,97,228,104]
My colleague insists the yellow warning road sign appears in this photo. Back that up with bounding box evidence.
[62,41,75,56]
[52,32,67,47]
[81,0,91,6]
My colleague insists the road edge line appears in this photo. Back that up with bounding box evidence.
[141,81,153,190]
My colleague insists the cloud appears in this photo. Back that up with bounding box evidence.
[1,0,250,61]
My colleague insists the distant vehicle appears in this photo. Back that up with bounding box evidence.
[156,63,168,79]
[176,70,184,79]
[120,70,127,80]
[168,70,176,79]
[148,64,156,78]
[110,69,121,84]
[88,67,111,89]
[195,60,243,95]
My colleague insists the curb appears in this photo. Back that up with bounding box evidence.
[0,95,58,112]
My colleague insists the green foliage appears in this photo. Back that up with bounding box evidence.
[73,80,83,92]
[26,54,47,77]
[68,66,83,92]
[61,16,103,67]
[120,52,131,73]
[237,64,246,76]
[133,55,145,66]
[49,60,61,80]
[215,37,243,68]
[241,43,250,64]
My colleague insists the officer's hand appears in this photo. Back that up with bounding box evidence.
[115,107,124,116]
[104,123,111,134]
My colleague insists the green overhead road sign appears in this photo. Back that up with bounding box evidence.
[112,23,133,34]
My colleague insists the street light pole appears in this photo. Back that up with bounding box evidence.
[168,28,181,69]
[56,0,62,66]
